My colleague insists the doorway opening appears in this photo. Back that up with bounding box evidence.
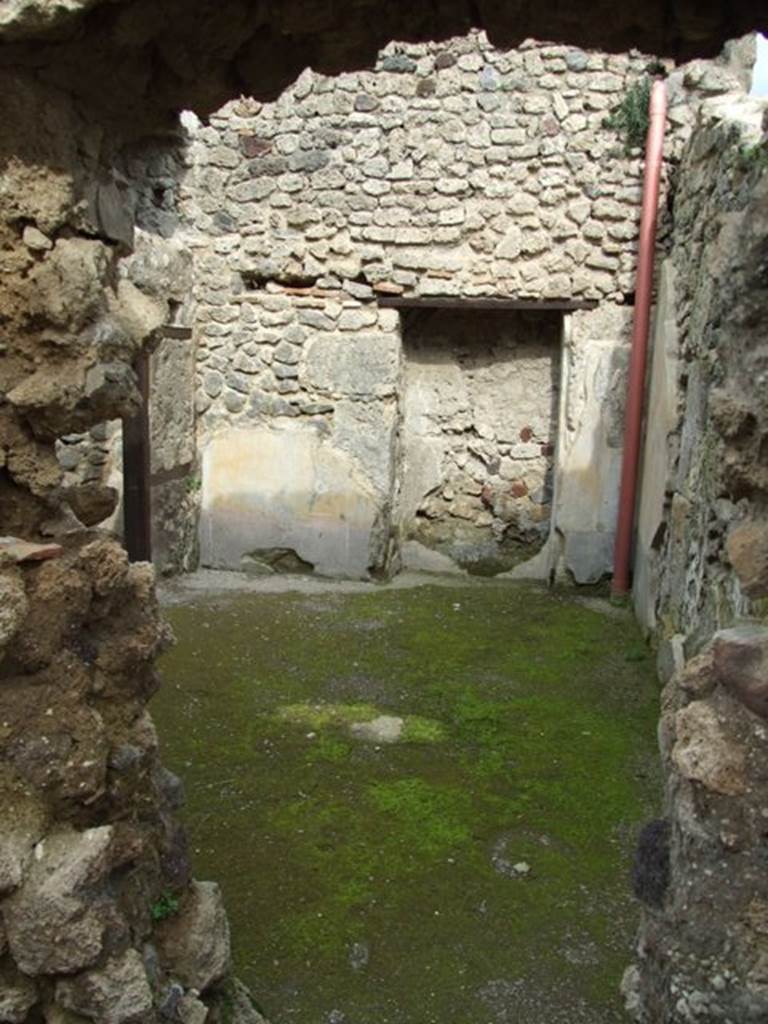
[395,305,563,576]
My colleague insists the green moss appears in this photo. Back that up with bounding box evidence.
[307,734,352,763]
[153,580,661,1022]
[400,715,446,743]
[275,701,381,729]
[150,890,180,922]
[367,777,471,856]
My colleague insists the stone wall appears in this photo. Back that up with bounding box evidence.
[634,95,767,650]
[183,32,747,581]
[0,64,262,1024]
[1,3,765,1021]
[625,96,768,1023]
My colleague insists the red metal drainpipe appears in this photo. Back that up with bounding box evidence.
[611,79,668,597]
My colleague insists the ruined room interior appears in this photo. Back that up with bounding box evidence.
[1,3,768,1024]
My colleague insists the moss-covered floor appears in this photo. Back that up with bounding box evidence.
[153,575,660,1024]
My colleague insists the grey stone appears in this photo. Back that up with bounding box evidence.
[0,960,38,1024]
[274,341,301,364]
[381,54,417,73]
[713,625,768,720]
[288,149,331,173]
[95,178,135,248]
[354,94,379,112]
[0,569,28,653]
[479,65,500,90]
[248,154,288,176]
[224,390,247,413]
[434,51,456,70]
[22,225,52,251]
[225,371,251,395]
[56,949,153,1024]
[565,50,589,71]
[4,827,114,975]
[155,880,231,992]
[274,362,299,379]
[298,308,336,330]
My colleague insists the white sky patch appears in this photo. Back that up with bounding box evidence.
[751,33,768,96]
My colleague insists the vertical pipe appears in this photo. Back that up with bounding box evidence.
[611,80,667,597]
[122,349,152,562]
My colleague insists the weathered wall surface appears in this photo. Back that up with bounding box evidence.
[54,141,201,574]
[634,97,767,650]
[399,308,560,574]
[184,32,743,581]
[0,0,765,1019]
[626,97,768,1023]
[0,66,263,1024]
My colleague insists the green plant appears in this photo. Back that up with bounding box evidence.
[737,141,768,173]
[150,890,180,922]
[603,76,654,153]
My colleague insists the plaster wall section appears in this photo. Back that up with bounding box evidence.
[185,32,741,580]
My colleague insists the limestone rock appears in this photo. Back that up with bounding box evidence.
[55,949,153,1024]
[0,567,28,650]
[0,774,48,896]
[713,624,768,720]
[0,0,105,39]
[44,1006,92,1024]
[0,957,38,1024]
[77,538,130,595]
[0,830,34,898]
[727,520,768,599]
[22,225,52,251]
[4,827,115,975]
[27,238,110,331]
[155,881,231,992]
[671,700,746,795]
[206,980,269,1024]
[177,994,209,1024]
[677,650,717,700]
[494,226,522,259]
[64,482,119,526]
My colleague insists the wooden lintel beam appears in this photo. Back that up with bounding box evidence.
[376,296,599,312]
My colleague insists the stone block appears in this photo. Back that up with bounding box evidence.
[0,959,38,1024]
[727,520,768,599]
[672,700,746,795]
[0,568,28,651]
[713,625,768,720]
[56,949,153,1024]
[303,333,399,398]
[155,880,230,992]
[4,827,115,975]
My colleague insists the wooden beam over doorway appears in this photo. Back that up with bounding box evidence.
[376,296,599,312]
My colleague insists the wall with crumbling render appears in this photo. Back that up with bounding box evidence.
[624,95,768,1023]
[1,9,765,1024]
[0,67,263,1024]
[181,32,746,581]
